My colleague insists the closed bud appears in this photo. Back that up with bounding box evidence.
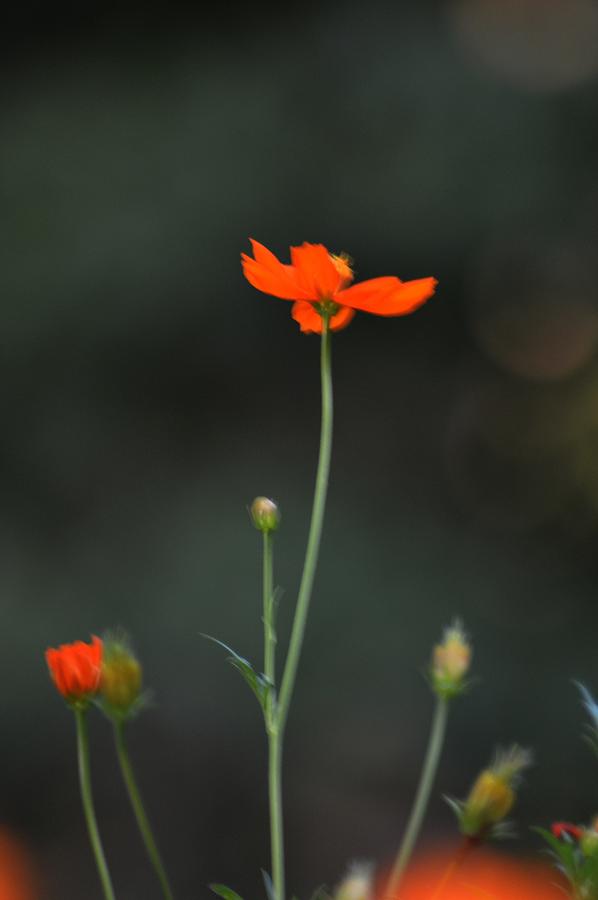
[581,818,598,858]
[334,863,373,900]
[456,746,532,840]
[431,621,471,699]
[465,771,514,828]
[100,634,143,719]
[250,497,280,533]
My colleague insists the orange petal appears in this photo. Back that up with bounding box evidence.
[241,240,308,301]
[0,826,38,900]
[290,243,342,300]
[337,276,437,315]
[291,301,355,334]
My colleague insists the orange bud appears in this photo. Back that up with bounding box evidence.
[45,636,103,704]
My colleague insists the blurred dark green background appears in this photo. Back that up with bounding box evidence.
[3,1,598,897]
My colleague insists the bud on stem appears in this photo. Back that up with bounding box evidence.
[250,497,280,533]
[431,621,471,700]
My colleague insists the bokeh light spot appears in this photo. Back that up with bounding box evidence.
[391,846,565,899]
[467,237,598,381]
[450,0,598,92]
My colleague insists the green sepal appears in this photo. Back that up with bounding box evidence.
[94,689,152,725]
[209,884,244,900]
[202,635,274,714]
[444,795,515,841]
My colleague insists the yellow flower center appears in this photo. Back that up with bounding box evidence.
[330,252,354,289]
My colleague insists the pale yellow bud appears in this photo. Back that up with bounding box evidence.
[581,818,598,858]
[431,622,471,699]
[250,497,280,533]
[458,746,531,838]
[467,771,515,824]
[334,864,373,900]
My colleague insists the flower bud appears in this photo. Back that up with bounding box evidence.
[333,863,373,900]
[581,831,598,859]
[431,621,471,699]
[45,636,103,706]
[250,497,280,533]
[465,771,515,828]
[457,746,531,839]
[580,818,598,858]
[100,635,142,719]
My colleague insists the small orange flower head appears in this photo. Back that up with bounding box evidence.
[45,636,103,705]
[551,821,584,842]
[241,240,437,333]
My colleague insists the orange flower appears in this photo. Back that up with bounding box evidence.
[241,240,437,333]
[392,848,565,900]
[45,636,103,702]
[0,827,37,900]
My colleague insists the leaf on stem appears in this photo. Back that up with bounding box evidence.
[201,635,273,712]
[210,884,245,900]
[533,827,581,879]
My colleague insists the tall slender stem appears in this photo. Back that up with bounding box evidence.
[113,720,175,900]
[262,530,284,900]
[278,316,333,733]
[263,531,276,711]
[268,727,285,900]
[385,697,450,899]
[75,708,117,900]
[264,315,334,900]
[429,837,474,900]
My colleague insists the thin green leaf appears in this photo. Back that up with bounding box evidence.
[201,634,273,710]
[533,827,580,879]
[209,884,244,900]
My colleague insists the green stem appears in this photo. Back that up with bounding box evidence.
[268,728,285,900]
[75,707,117,900]
[263,531,276,713]
[113,720,175,900]
[385,696,450,899]
[263,315,334,900]
[262,530,285,900]
[277,315,333,733]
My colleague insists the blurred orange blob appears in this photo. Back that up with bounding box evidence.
[390,847,564,900]
[0,827,37,900]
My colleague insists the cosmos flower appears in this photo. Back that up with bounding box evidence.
[241,240,437,333]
